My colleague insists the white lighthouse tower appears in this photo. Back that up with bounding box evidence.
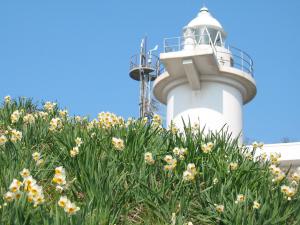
[153,6,257,142]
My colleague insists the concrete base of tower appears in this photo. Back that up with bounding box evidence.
[153,47,256,143]
[166,81,243,142]
[167,81,243,137]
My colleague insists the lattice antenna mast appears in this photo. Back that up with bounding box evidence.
[129,37,161,118]
[140,37,148,117]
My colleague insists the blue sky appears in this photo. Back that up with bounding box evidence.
[0,0,299,143]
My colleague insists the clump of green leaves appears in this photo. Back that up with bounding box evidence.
[0,97,299,225]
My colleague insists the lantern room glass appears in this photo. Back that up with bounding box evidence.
[183,26,224,47]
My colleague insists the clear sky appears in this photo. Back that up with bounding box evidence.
[0,0,299,143]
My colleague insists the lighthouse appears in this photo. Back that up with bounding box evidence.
[153,6,257,142]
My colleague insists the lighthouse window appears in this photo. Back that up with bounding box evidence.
[183,26,224,47]
[207,28,218,45]
[214,31,224,47]
[194,27,210,45]
[191,27,222,46]
[215,35,222,47]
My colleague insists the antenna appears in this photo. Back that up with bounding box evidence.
[129,38,161,118]
[148,45,158,64]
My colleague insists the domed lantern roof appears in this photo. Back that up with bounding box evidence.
[185,7,226,37]
[182,7,227,48]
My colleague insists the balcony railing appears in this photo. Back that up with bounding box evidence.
[163,35,254,76]
[129,54,164,77]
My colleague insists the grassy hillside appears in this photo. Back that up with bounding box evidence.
[0,97,299,225]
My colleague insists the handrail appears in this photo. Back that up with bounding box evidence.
[129,53,164,76]
[163,35,254,76]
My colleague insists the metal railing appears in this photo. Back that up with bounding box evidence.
[163,35,254,76]
[216,46,254,75]
[129,54,164,76]
[164,36,185,53]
